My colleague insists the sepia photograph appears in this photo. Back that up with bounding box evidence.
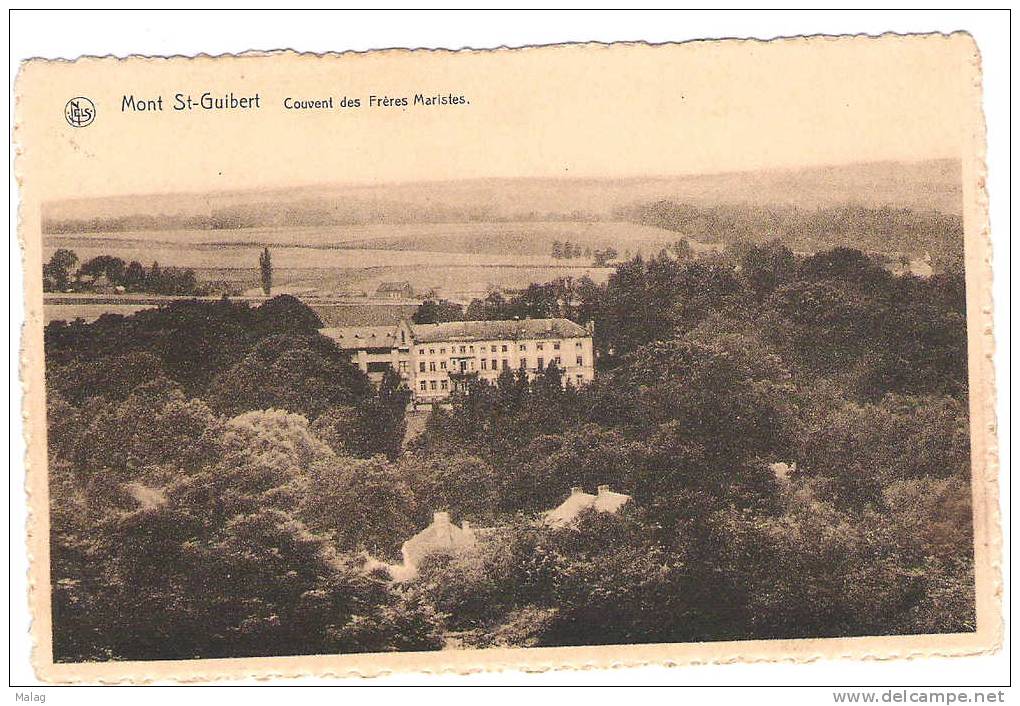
[13,23,1001,685]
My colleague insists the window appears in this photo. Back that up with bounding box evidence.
[440,347,446,354]
[502,344,508,352]
[576,341,583,348]
[576,355,584,366]
[429,348,435,355]
[481,360,488,370]
[398,361,408,372]
[419,381,427,391]
[419,362,426,373]
[440,361,447,370]
[537,343,544,351]
[554,356,561,365]
[519,358,527,369]
[429,362,436,372]
[430,380,437,391]
[440,380,448,390]
[419,348,425,355]
[490,345,497,353]
[460,346,466,354]
[519,344,527,352]
[502,359,510,370]
[576,374,583,383]
[554,342,560,350]
[470,345,475,352]
[537,356,544,369]
[491,359,497,371]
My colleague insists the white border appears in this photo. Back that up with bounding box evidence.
[7,8,1011,693]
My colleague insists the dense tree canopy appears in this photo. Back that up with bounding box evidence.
[46,243,973,660]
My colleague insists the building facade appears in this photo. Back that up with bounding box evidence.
[320,317,595,405]
[319,320,414,385]
[409,318,594,404]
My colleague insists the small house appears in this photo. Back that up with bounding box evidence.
[375,281,415,299]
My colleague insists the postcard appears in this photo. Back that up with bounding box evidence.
[15,33,999,682]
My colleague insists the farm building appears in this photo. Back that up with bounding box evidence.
[375,281,415,299]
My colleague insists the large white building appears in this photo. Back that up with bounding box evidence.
[320,317,595,405]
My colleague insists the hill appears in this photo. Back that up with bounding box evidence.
[42,159,961,232]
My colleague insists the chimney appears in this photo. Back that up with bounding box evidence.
[597,484,610,495]
[433,511,450,525]
[570,486,584,496]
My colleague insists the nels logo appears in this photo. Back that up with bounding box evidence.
[64,97,96,128]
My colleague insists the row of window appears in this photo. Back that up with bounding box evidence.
[418,355,585,373]
[417,340,583,356]
[418,372,588,393]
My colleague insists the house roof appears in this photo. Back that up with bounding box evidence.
[376,281,413,292]
[319,325,403,350]
[545,489,597,527]
[413,318,588,344]
[401,512,476,569]
[545,486,631,527]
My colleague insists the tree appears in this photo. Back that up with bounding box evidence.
[413,299,464,324]
[303,454,417,560]
[673,239,693,261]
[147,261,162,290]
[614,332,795,462]
[70,376,223,478]
[740,241,795,294]
[123,261,146,291]
[397,452,502,523]
[260,247,273,296]
[255,294,324,335]
[310,368,409,460]
[79,255,127,284]
[43,249,79,291]
[205,333,372,419]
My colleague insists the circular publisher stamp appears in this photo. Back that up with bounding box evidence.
[64,97,96,128]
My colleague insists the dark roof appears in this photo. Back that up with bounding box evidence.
[313,303,418,327]
[413,318,588,344]
[319,326,402,350]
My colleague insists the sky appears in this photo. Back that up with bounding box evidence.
[16,33,980,202]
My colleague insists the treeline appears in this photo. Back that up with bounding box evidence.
[616,202,964,273]
[550,240,591,260]
[45,245,973,660]
[42,204,602,234]
[42,249,222,296]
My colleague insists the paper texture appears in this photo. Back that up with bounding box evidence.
[15,34,998,682]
